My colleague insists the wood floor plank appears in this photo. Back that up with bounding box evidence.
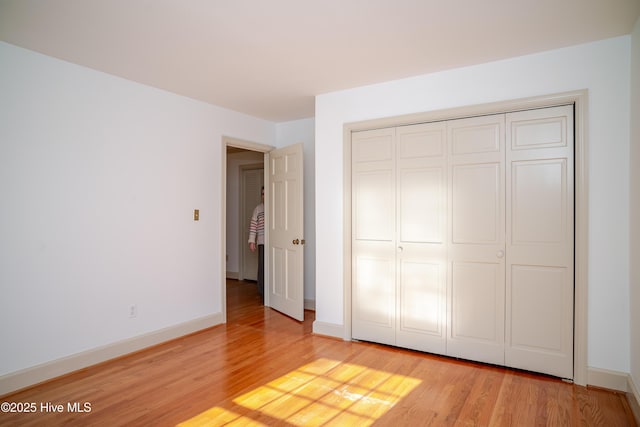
[0,279,636,426]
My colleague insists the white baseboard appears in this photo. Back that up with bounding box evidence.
[312,320,345,339]
[587,367,630,392]
[226,271,239,279]
[587,367,640,424]
[0,312,224,397]
[628,375,640,425]
[304,299,316,311]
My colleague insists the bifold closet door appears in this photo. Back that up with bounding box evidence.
[351,123,448,354]
[446,114,506,366]
[351,105,575,379]
[505,105,574,379]
[351,128,397,346]
[395,122,447,354]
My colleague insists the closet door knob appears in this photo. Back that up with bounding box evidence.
[497,250,505,258]
[292,239,300,245]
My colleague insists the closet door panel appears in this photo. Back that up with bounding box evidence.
[447,114,506,365]
[397,259,444,334]
[354,170,394,241]
[505,105,574,379]
[352,249,396,344]
[452,163,501,244]
[399,167,444,243]
[509,107,570,151]
[450,122,501,155]
[398,124,445,158]
[352,128,397,345]
[510,265,569,351]
[396,123,447,354]
[510,158,570,264]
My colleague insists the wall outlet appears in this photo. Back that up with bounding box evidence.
[129,304,137,318]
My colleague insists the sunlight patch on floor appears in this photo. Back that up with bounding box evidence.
[177,358,421,426]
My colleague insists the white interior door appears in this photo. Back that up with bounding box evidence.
[267,143,304,321]
[505,105,574,378]
[446,114,506,366]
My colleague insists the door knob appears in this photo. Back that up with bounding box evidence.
[292,239,300,245]
[497,250,505,258]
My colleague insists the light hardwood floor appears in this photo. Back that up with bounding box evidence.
[1,279,636,426]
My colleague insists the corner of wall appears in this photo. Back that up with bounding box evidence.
[628,374,640,425]
[312,321,345,340]
[629,10,640,413]
[587,367,630,392]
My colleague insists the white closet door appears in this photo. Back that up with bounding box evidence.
[396,122,447,354]
[505,105,574,378]
[350,105,575,380]
[351,128,397,345]
[446,114,506,365]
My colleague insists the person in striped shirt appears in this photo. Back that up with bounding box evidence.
[248,186,265,303]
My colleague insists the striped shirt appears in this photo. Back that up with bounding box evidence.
[248,203,265,245]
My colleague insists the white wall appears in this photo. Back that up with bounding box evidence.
[315,36,632,373]
[0,42,276,377]
[630,17,640,394]
[276,119,316,303]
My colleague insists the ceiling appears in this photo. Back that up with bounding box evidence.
[1,0,639,122]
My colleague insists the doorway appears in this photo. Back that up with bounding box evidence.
[222,138,307,322]
[222,137,273,321]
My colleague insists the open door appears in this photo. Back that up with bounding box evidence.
[266,143,304,321]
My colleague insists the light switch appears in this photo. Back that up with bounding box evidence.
[194,209,199,221]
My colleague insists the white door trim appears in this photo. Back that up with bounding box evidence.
[342,90,589,386]
[221,136,274,322]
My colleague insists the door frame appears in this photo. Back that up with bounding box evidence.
[342,90,589,386]
[222,136,274,322]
